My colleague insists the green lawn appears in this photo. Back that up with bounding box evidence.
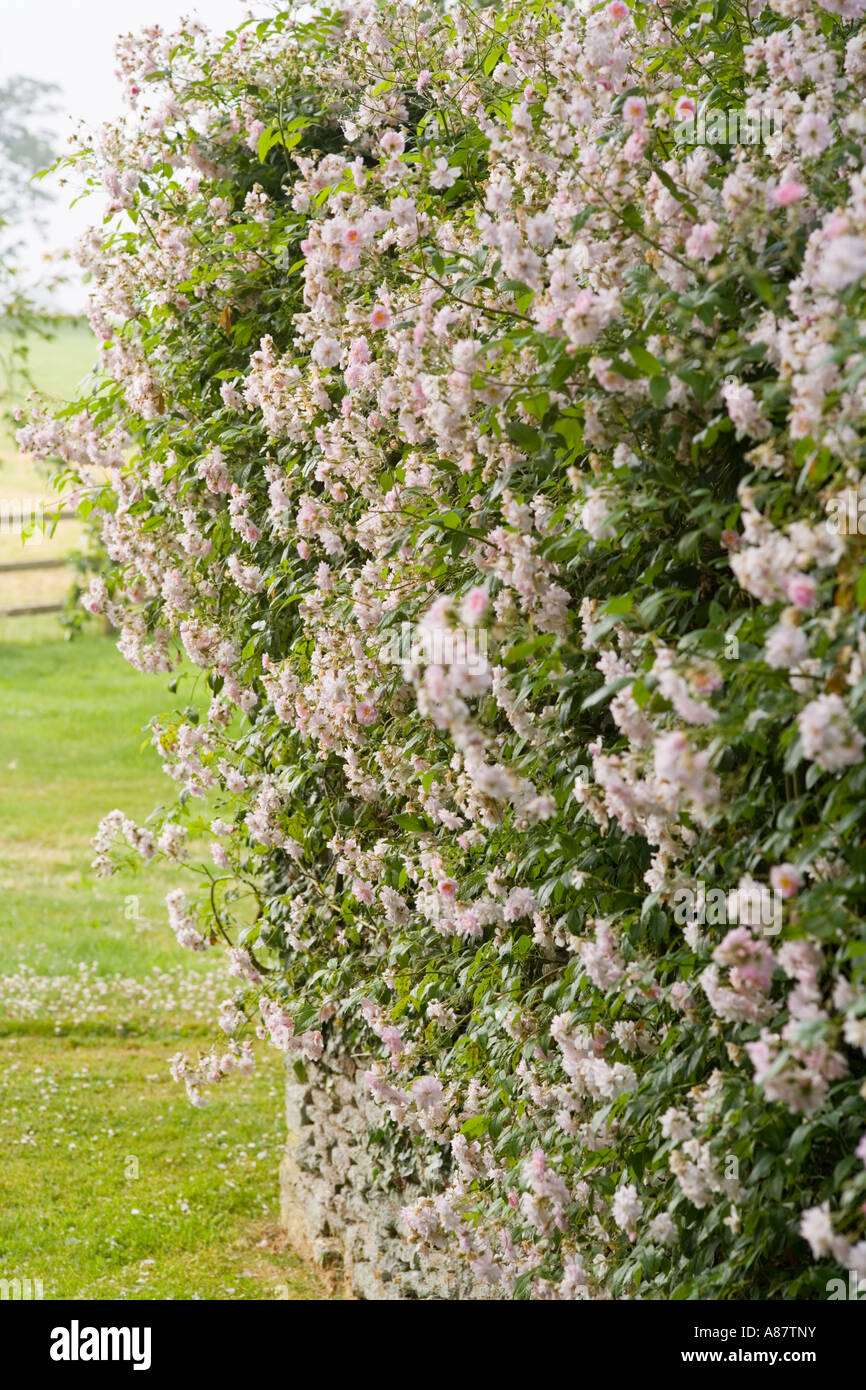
[0,318,100,450]
[0,320,322,1301]
[0,635,211,980]
[0,630,322,1300]
[0,1036,321,1301]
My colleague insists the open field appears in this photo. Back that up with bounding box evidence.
[0,1035,320,1301]
[0,319,100,443]
[0,474,321,1296]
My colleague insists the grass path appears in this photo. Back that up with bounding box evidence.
[0,630,323,1300]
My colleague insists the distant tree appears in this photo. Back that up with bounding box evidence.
[0,75,61,226]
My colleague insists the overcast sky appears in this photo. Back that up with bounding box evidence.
[2,0,267,310]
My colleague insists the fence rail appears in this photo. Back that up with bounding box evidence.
[0,555,71,620]
[0,558,69,573]
[0,601,65,618]
[0,509,77,525]
[0,498,82,619]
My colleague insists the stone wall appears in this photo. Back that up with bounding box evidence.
[279,1047,492,1300]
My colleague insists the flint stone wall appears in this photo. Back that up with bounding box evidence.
[279,1047,495,1300]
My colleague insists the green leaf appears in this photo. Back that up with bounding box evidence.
[460,1114,489,1139]
[553,415,583,450]
[621,203,644,233]
[581,675,634,709]
[506,421,542,450]
[747,271,777,307]
[630,344,663,376]
[257,124,279,162]
[602,594,633,616]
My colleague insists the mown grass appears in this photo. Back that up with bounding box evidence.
[0,319,100,448]
[0,635,214,978]
[0,321,322,1300]
[0,1036,320,1301]
[0,606,321,1300]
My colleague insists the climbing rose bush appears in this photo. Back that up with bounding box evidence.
[20,0,866,1298]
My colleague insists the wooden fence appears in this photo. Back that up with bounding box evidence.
[0,511,77,619]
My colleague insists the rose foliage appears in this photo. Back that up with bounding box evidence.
[20,0,866,1298]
